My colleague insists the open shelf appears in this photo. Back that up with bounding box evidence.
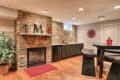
[20,33,52,36]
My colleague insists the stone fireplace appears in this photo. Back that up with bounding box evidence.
[14,10,52,70]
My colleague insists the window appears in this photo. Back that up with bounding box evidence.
[63,24,72,31]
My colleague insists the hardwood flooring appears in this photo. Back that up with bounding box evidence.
[0,55,111,80]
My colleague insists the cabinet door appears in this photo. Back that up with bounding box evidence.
[71,45,75,56]
[65,45,69,58]
[72,45,75,56]
[78,44,83,54]
[52,46,61,62]
[75,45,78,55]
[76,44,80,55]
[102,24,119,44]
[76,44,79,55]
[56,46,62,61]
[62,45,66,59]
[69,45,73,56]
[77,44,82,54]
[52,46,55,62]
[52,46,58,62]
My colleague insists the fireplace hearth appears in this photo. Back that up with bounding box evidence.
[27,47,46,68]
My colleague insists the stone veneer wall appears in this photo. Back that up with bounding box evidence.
[52,21,77,44]
[14,10,52,70]
[52,21,63,44]
[62,25,77,43]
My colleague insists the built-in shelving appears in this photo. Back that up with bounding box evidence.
[20,33,52,36]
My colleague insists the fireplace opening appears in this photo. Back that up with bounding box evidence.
[27,47,46,68]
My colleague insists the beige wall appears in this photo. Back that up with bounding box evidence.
[0,18,14,39]
[77,19,120,51]
[0,6,16,37]
[0,6,17,19]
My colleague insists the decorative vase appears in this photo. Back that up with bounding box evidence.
[23,24,28,33]
[106,37,112,46]
[0,64,10,75]
[47,24,52,34]
[47,24,49,34]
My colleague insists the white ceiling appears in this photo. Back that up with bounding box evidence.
[0,0,120,25]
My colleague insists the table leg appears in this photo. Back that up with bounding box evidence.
[97,48,100,65]
[99,49,105,78]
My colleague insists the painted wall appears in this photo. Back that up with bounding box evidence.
[0,6,17,39]
[77,19,120,51]
[0,6,17,19]
[0,18,14,39]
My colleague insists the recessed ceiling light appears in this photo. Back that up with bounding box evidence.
[72,17,76,20]
[100,18,104,21]
[99,16,105,21]
[56,19,60,22]
[41,10,48,13]
[78,8,84,11]
[114,5,120,9]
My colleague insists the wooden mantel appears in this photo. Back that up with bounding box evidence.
[20,33,52,36]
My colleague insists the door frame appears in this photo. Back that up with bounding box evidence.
[101,23,120,43]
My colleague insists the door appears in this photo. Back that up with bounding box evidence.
[102,24,119,44]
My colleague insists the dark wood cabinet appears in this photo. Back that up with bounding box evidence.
[61,45,66,59]
[69,45,74,56]
[76,44,83,55]
[52,46,62,62]
[52,43,83,62]
[61,45,70,59]
[66,45,70,58]
[73,44,77,56]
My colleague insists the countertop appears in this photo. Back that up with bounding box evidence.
[52,43,83,46]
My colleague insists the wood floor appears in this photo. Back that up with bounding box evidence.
[0,55,111,80]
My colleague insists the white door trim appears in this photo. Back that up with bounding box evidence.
[101,23,120,43]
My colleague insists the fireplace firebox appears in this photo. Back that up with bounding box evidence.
[27,47,46,68]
